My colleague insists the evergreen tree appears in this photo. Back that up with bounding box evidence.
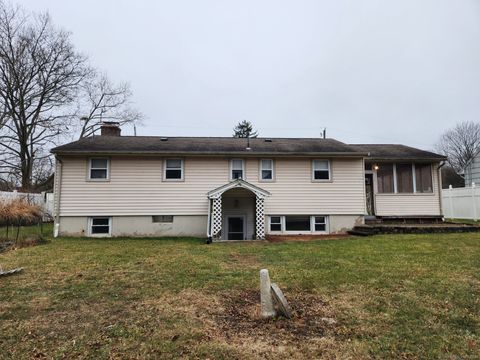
[233,120,258,138]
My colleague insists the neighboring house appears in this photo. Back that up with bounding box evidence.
[464,152,480,186]
[50,123,446,240]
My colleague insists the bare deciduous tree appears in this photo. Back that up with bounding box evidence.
[435,121,480,174]
[78,73,143,138]
[0,2,91,190]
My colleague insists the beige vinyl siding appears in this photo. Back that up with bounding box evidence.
[245,158,365,215]
[58,156,365,217]
[374,163,442,216]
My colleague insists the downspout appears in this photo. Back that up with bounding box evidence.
[361,156,367,217]
[53,156,63,238]
[206,197,212,244]
[437,161,446,220]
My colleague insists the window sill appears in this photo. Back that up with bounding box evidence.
[268,231,329,235]
[311,179,333,183]
[162,178,185,182]
[376,192,435,196]
[86,179,110,182]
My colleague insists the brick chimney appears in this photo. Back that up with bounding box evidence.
[100,122,121,136]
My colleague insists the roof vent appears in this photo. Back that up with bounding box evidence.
[160,137,168,141]
[265,139,272,142]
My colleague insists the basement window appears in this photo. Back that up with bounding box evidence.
[314,216,327,232]
[152,215,174,223]
[285,216,311,231]
[89,217,111,236]
[269,216,282,232]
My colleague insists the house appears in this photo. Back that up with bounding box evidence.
[464,152,480,187]
[50,123,446,240]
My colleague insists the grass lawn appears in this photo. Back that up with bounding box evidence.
[1,231,479,359]
[447,218,480,226]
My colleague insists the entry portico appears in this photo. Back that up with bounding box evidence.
[207,179,270,241]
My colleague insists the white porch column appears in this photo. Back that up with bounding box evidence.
[211,196,222,239]
[255,195,266,240]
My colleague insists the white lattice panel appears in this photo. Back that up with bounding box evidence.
[211,197,222,239]
[255,196,265,239]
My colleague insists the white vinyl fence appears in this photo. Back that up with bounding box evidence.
[442,184,480,220]
[0,191,54,220]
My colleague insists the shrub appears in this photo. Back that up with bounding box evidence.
[0,199,44,242]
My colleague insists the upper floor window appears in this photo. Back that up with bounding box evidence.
[260,159,274,181]
[164,159,183,180]
[312,160,330,181]
[230,159,244,180]
[89,158,109,180]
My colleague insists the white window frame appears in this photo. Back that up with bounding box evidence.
[259,159,275,182]
[269,216,283,232]
[267,215,330,234]
[163,158,184,181]
[152,215,174,223]
[88,217,112,237]
[88,158,110,181]
[230,159,245,180]
[312,216,328,233]
[312,159,331,182]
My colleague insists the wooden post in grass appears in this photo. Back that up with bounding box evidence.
[260,269,276,318]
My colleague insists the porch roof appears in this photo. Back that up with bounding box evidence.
[349,144,447,162]
[207,179,271,199]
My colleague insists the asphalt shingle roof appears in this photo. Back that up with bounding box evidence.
[51,136,365,156]
[51,136,446,161]
[349,144,446,161]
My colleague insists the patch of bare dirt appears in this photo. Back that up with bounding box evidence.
[210,290,338,344]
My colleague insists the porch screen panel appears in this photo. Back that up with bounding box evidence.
[396,163,413,193]
[377,163,394,193]
[415,164,433,193]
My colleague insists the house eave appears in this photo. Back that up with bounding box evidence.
[51,150,369,158]
[365,157,447,162]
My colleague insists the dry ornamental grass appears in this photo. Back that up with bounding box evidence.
[0,199,44,244]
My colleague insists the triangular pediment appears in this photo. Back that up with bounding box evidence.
[207,179,270,199]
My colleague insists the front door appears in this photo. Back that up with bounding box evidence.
[227,216,245,240]
[365,174,375,215]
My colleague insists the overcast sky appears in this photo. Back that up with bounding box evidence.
[20,0,480,149]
